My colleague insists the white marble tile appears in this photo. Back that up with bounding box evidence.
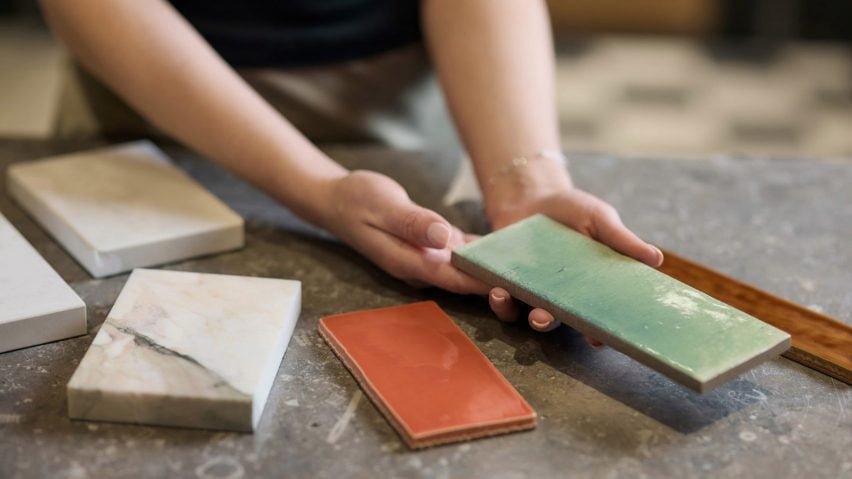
[67,269,301,432]
[7,141,244,278]
[0,212,86,353]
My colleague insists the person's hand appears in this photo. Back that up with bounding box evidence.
[318,170,490,295]
[483,162,663,340]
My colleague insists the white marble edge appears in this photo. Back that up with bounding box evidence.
[0,304,86,353]
[251,290,301,429]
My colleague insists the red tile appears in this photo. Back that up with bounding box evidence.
[319,301,536,449]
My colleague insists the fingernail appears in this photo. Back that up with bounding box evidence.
[426,222,451,248]
[654,246,664,266]
[531,317,550,328]
[490,292,506,305]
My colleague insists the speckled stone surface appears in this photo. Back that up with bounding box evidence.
[0,139,850,478]
[453,214,790,392]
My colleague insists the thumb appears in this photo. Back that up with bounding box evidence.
[381,201,452,249]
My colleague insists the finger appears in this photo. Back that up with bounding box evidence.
[591,206,663,267]
[539,191,663,268]
[489,287,520,322]
[377,200,453,250]
[528,308,560,332]
[359,226,490,295]
[415,245,491,294]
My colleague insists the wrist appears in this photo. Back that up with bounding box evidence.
[482,151,573,221]
[267,151,349,228]
[297,174,347,231]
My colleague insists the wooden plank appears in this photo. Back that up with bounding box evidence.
[658,249,852,385]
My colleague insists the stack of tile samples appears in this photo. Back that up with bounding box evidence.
[4,142,299,432]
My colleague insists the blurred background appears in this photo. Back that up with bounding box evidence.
[1,0,851,159]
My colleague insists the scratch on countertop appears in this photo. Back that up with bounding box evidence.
[326,390,362,444]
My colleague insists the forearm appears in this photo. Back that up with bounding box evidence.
[421,0,570,215]
[40,0,346,223]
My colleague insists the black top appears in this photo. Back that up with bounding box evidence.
[169,0,422,68]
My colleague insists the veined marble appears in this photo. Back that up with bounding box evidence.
[67,269,301,431]
[7,141,244,278]
[0,212,86,353]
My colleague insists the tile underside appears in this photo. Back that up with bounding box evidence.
[67,269,301,431]
[319,302,536,449]
[452,215,791,393]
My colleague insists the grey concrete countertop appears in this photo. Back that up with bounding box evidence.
[1,139,850,479]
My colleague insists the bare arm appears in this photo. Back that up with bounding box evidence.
[422,0,568,215]
[40,0,345,221]
[40,0,488,294]
[423,0,662,331]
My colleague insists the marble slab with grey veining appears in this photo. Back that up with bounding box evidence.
[6,141,244,278]
[0,211,86,353]
[67,268,301,432]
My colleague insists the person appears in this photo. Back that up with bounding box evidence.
[40,0,663,335]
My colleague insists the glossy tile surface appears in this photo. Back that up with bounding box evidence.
[0,212,86,353]
[319,301,536,449]
[7,141,244,277]
[452,215,791,392]
[67,269,301,431]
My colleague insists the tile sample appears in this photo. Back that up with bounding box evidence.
[0,212,86,353]
[7,141,244,277]
[319,301,536,449]
[658,248,852,385]
[452,215,791,393]
[67,269,301,432]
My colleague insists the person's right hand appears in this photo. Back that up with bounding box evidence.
[482,185,663,346]
[317,170,490,295]
[479,155,662,342]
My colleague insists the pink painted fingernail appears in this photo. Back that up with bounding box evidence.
[426,222,451,248]
[490,291,507,303]
[654,246,664,265]
[531,318,551,329]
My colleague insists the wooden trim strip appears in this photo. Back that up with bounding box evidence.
[658,249,852,385]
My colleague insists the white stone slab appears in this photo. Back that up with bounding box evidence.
[67,269,301,432]
[6,141,244,278]
[0,212,86,353]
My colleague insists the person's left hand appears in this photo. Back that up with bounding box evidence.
[316,169,491,295]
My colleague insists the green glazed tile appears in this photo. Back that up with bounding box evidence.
[452,214,790,392]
